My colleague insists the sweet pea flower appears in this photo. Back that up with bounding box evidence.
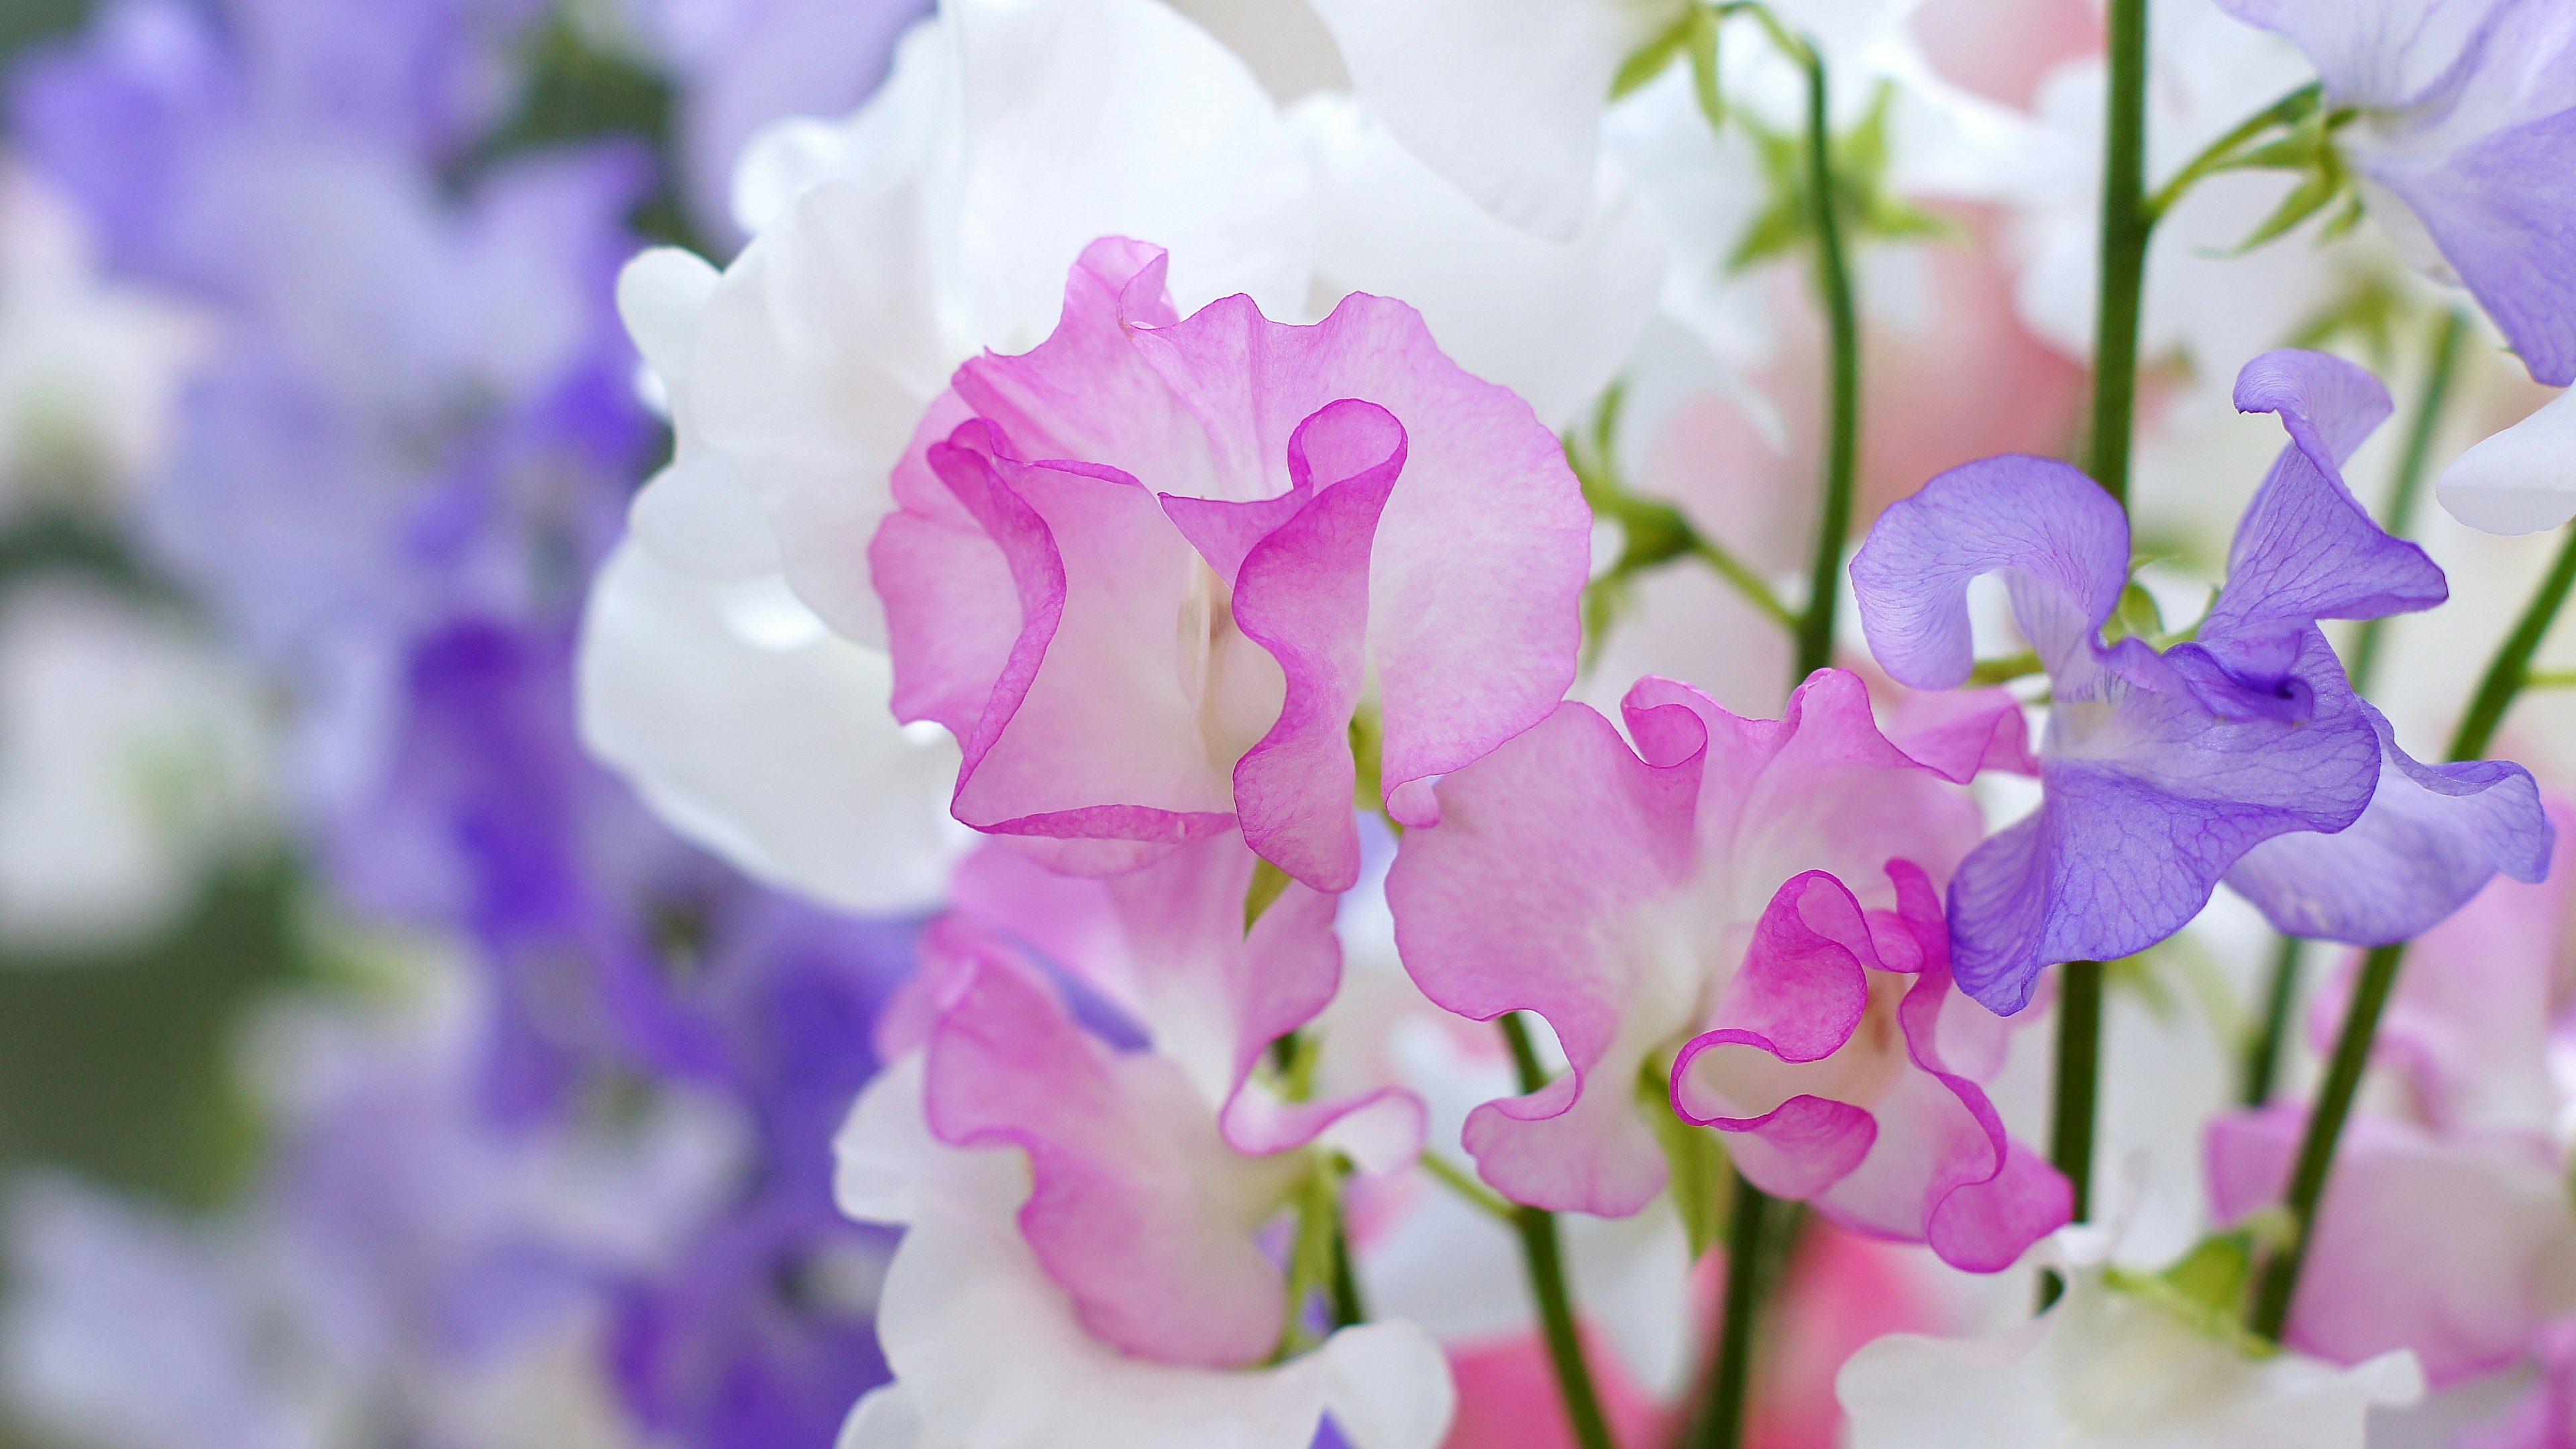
[2216,0,2576,386]
[2205,800,2576,1389]
[833,832,1448,1449]
[1851,349,2552,1014]
[1381,665,2068,1267]
[583,0,1313,906]
[1836,1227,2426,1448]
[874,237,1589,889]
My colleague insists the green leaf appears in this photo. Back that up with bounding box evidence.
[1727,196,1808,272]
[1244,857,1293,934]
[1612,9,1699,99]
[2224,164,2349,256]
[1686,8,1725,131]
[1641,1059,1728,1256]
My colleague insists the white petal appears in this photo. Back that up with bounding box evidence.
[839,1386,928,1449]
[1305,0,1684,241]
[614,248,720,392]
[1291,93,1664,429]
[2438,386,2576,535]
[833,1057,943,1226]
[576,541,964,916]
[1320,1321,1457,1449]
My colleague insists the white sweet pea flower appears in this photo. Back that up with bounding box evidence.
[0,580,272,951]
[1836,1228,2424,1448]
[2436,386,2576,536]
[0,162,205,522]
[576,540,967,915]
[583,0,1315,906]
[1288,93,1667,429]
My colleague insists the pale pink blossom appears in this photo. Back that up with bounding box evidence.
[874,238,1590,890]
[1383,668,2066,1269]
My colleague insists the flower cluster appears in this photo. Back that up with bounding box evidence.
[3,0,2576,1446]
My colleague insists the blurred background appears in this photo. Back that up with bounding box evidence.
[0,3,944,1446]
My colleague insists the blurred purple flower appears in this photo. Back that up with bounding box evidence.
[619,0,930,248]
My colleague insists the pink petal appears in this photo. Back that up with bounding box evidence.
[920,947,1297,1370]
[1386,701,1703,1215]
[1193,400,1407,890]
[2208,1107,2573,1386]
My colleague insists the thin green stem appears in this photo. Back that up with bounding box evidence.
[1420,1152,1517,1222]
[1498,1014,1618,1449]
[1694,537,1801,633]
[1792,38,1862,682]
[2349,308,2472,691]
[2039,0,2147,1279]
[2143,83,2323,223]
[2048,958,2104,1222]
[2083,0,2150,507]
[2240,935,2303,1106]
[1690,1177,1773,1449]
[1328,1202,1368,1329]
[2450,524,2576,765]
[2247,941,2404,1336]
[2252,523,2576,1339]
[2524,669,2576,690]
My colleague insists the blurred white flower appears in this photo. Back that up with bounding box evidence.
[1837,1226,2424,1448]
[0,162,205,522]
[0,578,272,952]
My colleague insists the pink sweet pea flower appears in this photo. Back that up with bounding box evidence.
[2206,799,2576,1389]
[837,831,1446,1449]
[1383,668,2068,1270]
[873,237,1591,890]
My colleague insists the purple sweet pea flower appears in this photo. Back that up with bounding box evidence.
[1852,349,2552,1014]
[2217,0,2576,384]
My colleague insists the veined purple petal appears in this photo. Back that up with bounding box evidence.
[2224,704,2553,942]
[2377,107,2576,386]
[1849,454,2130,690]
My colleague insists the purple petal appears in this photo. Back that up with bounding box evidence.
[2377,107,2576,386]
[1850,454,2130,690]
[2225,704,2553,942]
[2204,352,2443,670]
[1949,630,2383,1014]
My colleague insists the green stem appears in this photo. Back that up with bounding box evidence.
[1690,1177,1774,1449]
[2450,524,2576,765]
[2048,958,2104,1222]
[1695,537,1801,633]
[1420,1151,1519,1222]
[2349,308,2472,692]
[2251,523,2576,1339]
[2039,0,2148,1272]
[2240,935,2302,1106]
[2143,83,2323,223]
[1328,1203,1368,1329]
[1792,37,1862,682]
[1498,1014,1619,1449]
[2083,0,2150,507]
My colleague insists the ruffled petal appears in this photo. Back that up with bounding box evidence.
[1385,701,1703,1215]
[2376,108,2576,386]
[2224,703,2553,944]
[2204,351,2442,672]
[1849,453,2131,689]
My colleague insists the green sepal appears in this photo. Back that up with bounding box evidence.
[1686,8,1725,131]
[1612,7,1700,100]
[1641,1057,1729,1257]
[2104,1227,2282,1359]
[1245,857,1293,934]
[2224,154,2351,257]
